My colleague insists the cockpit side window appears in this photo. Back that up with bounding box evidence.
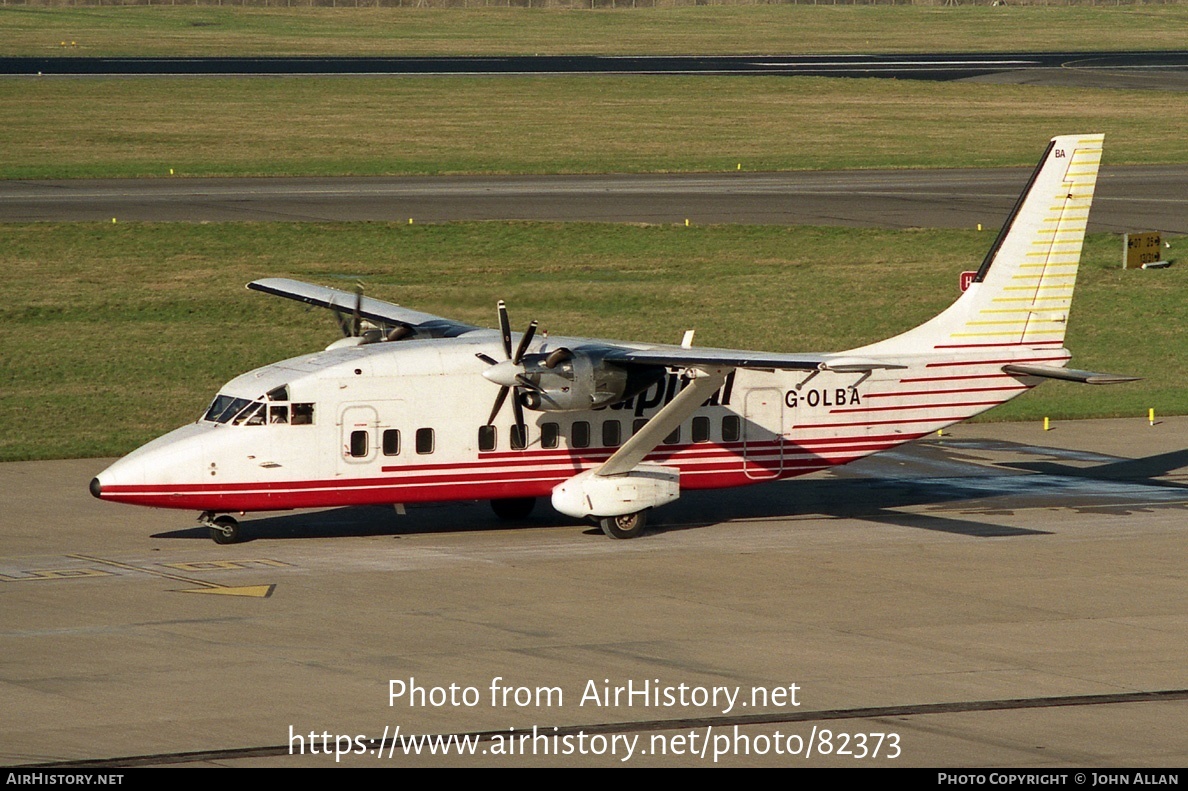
[233,402,266,426]
[292,403,315,425]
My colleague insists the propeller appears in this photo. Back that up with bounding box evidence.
[326,282,413,349]
[331,282,365,340]
[476,300,538,434]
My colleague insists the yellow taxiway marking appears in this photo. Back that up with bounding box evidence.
[0,567,114,581]
[68,554,276,598]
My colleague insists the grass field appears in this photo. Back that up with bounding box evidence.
[4,6,1188,58]
[1,221,1180,462]
[5,75,1188,179]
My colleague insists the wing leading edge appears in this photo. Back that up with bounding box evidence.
[247,278,481,338]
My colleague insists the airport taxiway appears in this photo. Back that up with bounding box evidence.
[3,417,1186,766]
[3,166,1186,234]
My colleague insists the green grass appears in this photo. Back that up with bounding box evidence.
[3,6,1188,58]
[1,221,1180,462]
[3,75,1188,179]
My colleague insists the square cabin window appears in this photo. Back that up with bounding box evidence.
[722,415,741,443]
[602,420,621,447]
[383,429,401,456]
[349,430,368,458]
[692,416,711,443]
[478,425,496,452]
[416,428,435,455]
[541,422,560,449]
[572,421,591,449]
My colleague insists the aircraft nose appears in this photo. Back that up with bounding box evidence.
[89,477,102,499]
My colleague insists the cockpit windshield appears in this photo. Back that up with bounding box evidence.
[203,395,253,424]
[203,386,304,426]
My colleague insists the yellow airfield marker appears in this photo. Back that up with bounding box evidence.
[111,217,116,224]
[408,218,413,225]
[169,168,174,175]
[685,218,690,227]
[1149,408,1156,426]
[179,584,276,598]
[977,223,983,231]
[68,554,276,598]
[1044,416,1051,431]
[737,163,741,170]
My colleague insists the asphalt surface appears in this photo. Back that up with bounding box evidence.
[4,166,1186,234]
[3,417,1186,766]
[6,51,1188,82]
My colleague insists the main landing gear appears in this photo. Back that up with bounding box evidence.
[598,511,648,540]
[200,511,241,545]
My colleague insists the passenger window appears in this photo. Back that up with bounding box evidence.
[510,424,528,450]
[572,421,590,449]
[722,415,741,443]
[692,416,710,443]
[349,430,368,457]
[633,418,648,436]
[416,428,435,455]
[292,403,315,425]
[383,429,401,456]
[541,422,560,449]
[602,420,621,447]
[663,426,680,445]
[478,425,496,452]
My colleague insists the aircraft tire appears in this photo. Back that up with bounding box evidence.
[210,515,241,545]
[599,511,647,539]
[490,497,536,521]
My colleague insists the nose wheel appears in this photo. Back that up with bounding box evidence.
[200,512,242,545]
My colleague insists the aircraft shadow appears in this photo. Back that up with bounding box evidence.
[151,439,1188,543]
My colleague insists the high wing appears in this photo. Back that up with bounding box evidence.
[247,277,481,338]
[602,345,905,374]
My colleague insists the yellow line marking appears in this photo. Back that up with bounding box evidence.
[0,567,114,581]
[68,554,276,598]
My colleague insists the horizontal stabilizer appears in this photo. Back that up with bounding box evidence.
[1003,364,1140,385]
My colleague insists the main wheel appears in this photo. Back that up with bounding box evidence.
[490,497,536,520]
[599,511,647,539]
[210,515,241,545]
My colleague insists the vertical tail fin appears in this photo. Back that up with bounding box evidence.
[851,134,1103,356]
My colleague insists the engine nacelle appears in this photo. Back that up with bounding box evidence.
[518,349,664,413]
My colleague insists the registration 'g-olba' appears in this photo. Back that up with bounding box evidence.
[92,134,1135,543]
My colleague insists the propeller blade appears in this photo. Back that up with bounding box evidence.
[352,284,364,337]
[497,300,512,360]
[511,390,526,432]
[475,352,500,366]
[333,308,352,338]
[386,325,414,342]
[512,320,538,365]
[515,374,543,393]
[487,386,510,427]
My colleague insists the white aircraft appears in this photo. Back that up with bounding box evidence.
[92,134,1134,543]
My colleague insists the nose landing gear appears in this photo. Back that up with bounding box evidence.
[199,511,241,545]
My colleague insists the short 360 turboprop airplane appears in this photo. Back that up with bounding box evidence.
[92,134,1135,543]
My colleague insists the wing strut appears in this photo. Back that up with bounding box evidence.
[597,368,730,477]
